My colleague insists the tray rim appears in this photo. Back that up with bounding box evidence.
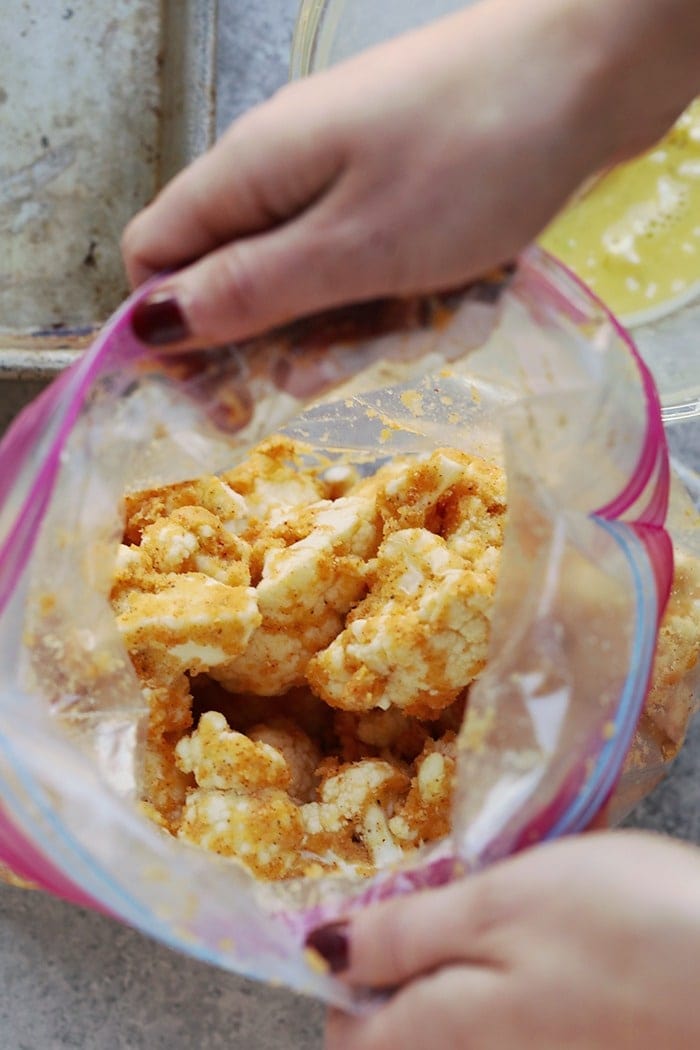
[0,0,218,379]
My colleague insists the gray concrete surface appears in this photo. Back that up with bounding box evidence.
[0,1,698,1046]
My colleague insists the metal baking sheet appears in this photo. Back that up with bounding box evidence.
[0,0,217,380]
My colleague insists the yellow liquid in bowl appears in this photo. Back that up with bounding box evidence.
[540,99,700,325]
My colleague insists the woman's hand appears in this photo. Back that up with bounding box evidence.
[307,831,700,1050]
[122,0,700,349]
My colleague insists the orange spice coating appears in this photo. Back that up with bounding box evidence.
[111,436,699,881]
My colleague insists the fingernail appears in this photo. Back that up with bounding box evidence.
[131,293,190,346]
[305,921,349,975]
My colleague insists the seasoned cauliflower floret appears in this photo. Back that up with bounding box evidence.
[178,788,305,880]
[211,495,380,695]
[376,450,468,534]
[143,731,194,830]
[307,529,493,717]
[116,574,261,678]
[111,543,157,611]
[440,462,506,576]
[389,735,457,845]
[175,711,313,878]
[139,507,252,587]
[222,435,329,533]
[115,572,263,822]
[368,447,506,580]
[175,711,290,792]
[140,669,193,737]
[124,475,249,544]
[113,436,516,880]
[248,718,321,803]
[302,759,409,868]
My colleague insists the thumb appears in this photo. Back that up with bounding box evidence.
[305,871,503,989]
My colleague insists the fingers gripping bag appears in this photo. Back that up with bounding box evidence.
[0,247,698,1006]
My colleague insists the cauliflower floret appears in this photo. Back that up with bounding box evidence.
[140,669,193,737]
[322,462,363,499]
[139,507,251,587]
[211,495,380,695]
[317,759,407,824]
[178,788,305,880]
[124,475,249,544]
[389,735,456,845]
[248,718,321,803]
[376,450,468,533]
[115,439,508,879]
[222,436,329,534]
[307,529,493,717]
[175,711,290,792]
[333,708,429,763]
[302,759,409,868]
[116,573,262,788]
[116,574,261,679]
[440,460,506,577]
[143,730,194,830]
[373,447,506,576]
[110,543,158,612]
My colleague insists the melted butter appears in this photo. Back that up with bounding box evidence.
[539,98,700,324]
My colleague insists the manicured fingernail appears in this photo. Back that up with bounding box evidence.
[131,293,190,346]
[305,922,349,974]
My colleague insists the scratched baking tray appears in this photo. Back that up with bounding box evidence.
[0,0,217,380]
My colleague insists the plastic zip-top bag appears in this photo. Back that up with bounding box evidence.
[0,247,697,1005]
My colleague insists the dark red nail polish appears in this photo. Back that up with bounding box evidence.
[131,293,190,346]
[305,922,349,974]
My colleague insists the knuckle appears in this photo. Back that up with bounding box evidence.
[311,201,409,296]
[352,900,406,983]
[120,219,154,284]
[465,873,509,938]
[213,242,261,328]
[382,908,413,980]
[325,1009,393,1050]
[181,174,225,245]
[361,1014,401,1050]
[119,218,142,263]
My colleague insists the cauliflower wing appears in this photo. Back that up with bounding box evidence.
[221,435,329,534]
[143,730,194,830]
[302,758,409,870]
[175,710,308,878]
[138,506,251,588]
[368,447,506,579]
[248,718,321,803]
[175,710,290,792]
[211,495,380,695]
[116,574,261,679]
[124,474,249,544]
[114,438,513,879]
[178,788,305,880]
[307,529,493,717]
[376,450,468,533]
[389,734,457,846]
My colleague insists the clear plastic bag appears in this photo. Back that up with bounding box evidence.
[0,247,696,1006]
